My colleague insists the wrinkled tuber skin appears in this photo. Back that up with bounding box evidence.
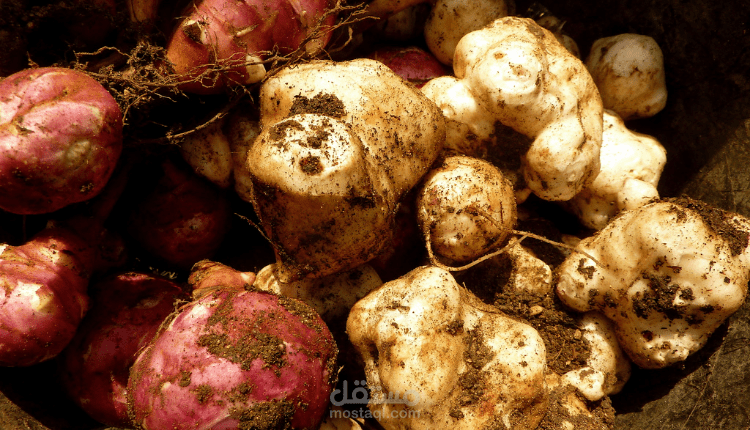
[563,110,666,230]
[424,17,603,201]
[424,0,512,65]
[0,67,123,214]
[346,266,547,430]
[368,46,449,88]
[0,227,93,366]
[128,159,232,269]
[127,288,338,430]
[585,33,667,120]
[556,199,750,369]
[60,272,187,427]
[417,155,517,263]
[243,59,446,281]
[254,262,382,323]
[165,0,337,94]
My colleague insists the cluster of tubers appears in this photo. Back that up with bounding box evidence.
[219,14,742,430]
[0,2,745,430]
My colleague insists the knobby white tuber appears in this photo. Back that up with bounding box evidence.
[346,265,548,430]
[556,198,750,368]
[585,33,668,120]
[179,118,234,189]
[240,59,445,281]
[422,16,603,201]
[563,110,667,230]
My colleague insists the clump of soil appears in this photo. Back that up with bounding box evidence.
[458,252,591,375]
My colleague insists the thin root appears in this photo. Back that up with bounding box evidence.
[425,205,602,272]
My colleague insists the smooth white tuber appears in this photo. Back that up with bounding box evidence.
[416,155,517,264]
[585,33,668,120]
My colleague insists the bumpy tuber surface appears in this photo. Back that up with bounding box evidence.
[347,265,547,430]
[585,33,667,120]
[0,67,122,214]
[128,287,338,430]
[60,272,187,427]
[0,228,93,366]
[165,0,337,94]
[563,110,666,229]
[417,155,517,264]
[423,16,603,201]
[556,198,750,368]
[561,312,631,402]
[241,59,445,281]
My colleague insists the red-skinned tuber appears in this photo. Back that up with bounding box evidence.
[127,283,338,430]
[0,67,123,215]
[165,0,338,94]
[60,272,187,427]
[127,158,232,270]
[0,165,128,367]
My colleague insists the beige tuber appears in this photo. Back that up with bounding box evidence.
[347,265,547,430]
[240,59,445,281]
[585,33,668,120]
[422,16,603,201]
[253,263,383,323]
[423,0,512,65]
[563,110,667,229]
[556,199,750,368]
[416,155,517,264]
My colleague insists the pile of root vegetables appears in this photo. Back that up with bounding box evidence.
[0,1,748,429]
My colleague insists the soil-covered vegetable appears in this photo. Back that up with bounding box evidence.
[242,58,445,281]
[60,272,187,427]
[557,198,750,369]
[0,0,749,429]
[164,0,338,93]
[417,155,517,264]
[127,287,338,430]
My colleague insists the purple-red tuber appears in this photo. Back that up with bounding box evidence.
[127,285,338,430]
[0,67,123,215]
[60,272,187,427]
